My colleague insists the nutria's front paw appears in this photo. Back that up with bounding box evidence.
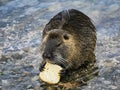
[39,61,46,71]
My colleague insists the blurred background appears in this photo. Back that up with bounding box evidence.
[0,0,120,90]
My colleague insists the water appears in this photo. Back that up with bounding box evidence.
[0,0,120,90]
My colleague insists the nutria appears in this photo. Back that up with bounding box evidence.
[39,9,96,76]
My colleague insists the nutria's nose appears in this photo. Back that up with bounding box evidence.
[42,52,52,59]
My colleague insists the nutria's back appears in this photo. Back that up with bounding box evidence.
[41,9,96,70]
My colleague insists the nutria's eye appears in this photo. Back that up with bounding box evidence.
[63,34,69,40]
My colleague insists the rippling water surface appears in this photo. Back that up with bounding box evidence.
[0,0,120,90]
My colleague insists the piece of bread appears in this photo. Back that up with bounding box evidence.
[39,62,62,84]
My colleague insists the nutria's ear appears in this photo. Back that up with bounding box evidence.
[42,29,49,39]
[42,23,51,38]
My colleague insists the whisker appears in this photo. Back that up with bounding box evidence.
[55,57,68,68]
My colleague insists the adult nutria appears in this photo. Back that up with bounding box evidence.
[39,9,96,77]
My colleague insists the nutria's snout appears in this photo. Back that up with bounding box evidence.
[42,51,53,60]
[41,48,68,69]
[42,48,56,64]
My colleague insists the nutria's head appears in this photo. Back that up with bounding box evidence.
[40,9,96,70]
